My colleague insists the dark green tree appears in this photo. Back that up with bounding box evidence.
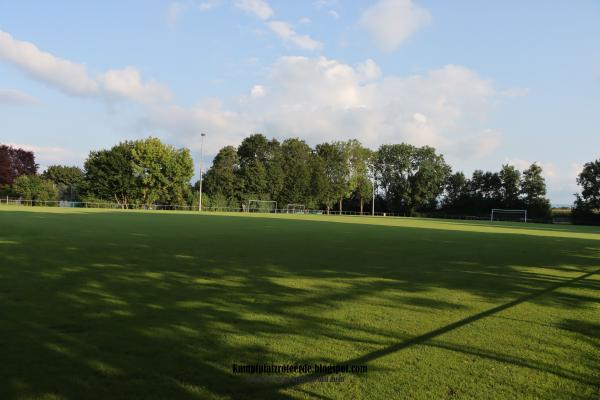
[130,137,194,206]
[279,138,313,206]
[442,171,468,210]
[203,146,241,203]
[309,152,328,210]
[12,175,58,202]
[375,144,450,215]
[84,142,138,207]
[315,142,350,213]
[499,164,521,207]
[521,163,546,200]
[347,140,373,214]
[520,163,551,218]
[42,165,85,201]
[574,160,600,212]
[237,134,270,197]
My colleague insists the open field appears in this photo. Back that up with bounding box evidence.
[0,206,599,399]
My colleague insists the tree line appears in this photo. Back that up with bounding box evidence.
[1,137,599,222]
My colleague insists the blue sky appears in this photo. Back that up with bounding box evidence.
[1,0,599,204]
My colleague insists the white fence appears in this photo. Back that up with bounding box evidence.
[0,196,397,216]
[1,196,543,222]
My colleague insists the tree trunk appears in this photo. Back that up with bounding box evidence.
[339,198,343,213]
[360,198,364,214]
[326,204,330,215]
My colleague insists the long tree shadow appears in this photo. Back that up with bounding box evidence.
[0,209,599,399]
[247,268,599,396]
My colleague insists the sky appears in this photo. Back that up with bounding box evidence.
[0,0,599,204]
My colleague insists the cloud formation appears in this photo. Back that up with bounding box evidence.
[142,56,499,159]
[233,0,273,20]
[0,30,97,95]
[269,21,323,51]
[0,30,502,164]
[0,89,38,105]
[360,0,431,51]
[0,30,170,103]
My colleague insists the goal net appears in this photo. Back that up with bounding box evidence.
[490,209,527,222]
[286,204,306,214]
[248,200,277,213]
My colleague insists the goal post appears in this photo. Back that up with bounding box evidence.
[490,209,527,222]
[248,200,277,213]
[286,203,306,214]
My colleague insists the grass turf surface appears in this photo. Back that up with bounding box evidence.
[0,206,599,399]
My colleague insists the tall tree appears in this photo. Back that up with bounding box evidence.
[84,138,194,207]
[203,145,240,202]
[442,171,468,210]
[43,165,84,186]
[0,145,38,185]
[43,165,85,201]
[237,134,271,197]
[520,163,551,218]
[84,142,138,207]
[574,159,600,212]
[347,140,373,214]
[375,144,450,215]
[309,152,328,210]
[315,142,350,213]
[499,164,521,207]
[279,138,313,206]
[130,137,194,205]
[236,134,285,202]
[521,163,547,202]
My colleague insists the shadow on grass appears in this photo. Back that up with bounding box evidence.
[0,209,599,399]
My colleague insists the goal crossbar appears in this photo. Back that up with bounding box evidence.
[490,208,527,222]
[247,199,277,213]
[286,203,306,214]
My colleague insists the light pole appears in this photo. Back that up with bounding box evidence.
[372,178,375,216]
[198,133,206,212]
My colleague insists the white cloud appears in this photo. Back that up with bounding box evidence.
[0,30,98,95]
[141,100,255,154]
[357,59,381,81]
[360,0,431,52]
[328,10,340,19]
[250,84,266,98]
[142,57,498,160]
[269,21,323,50]
[0,30,169,104]
[97,67,171,103]
[233,0,273,20]
[298,17,312,24]
[0,89,38,105]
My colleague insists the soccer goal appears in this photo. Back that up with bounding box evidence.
[286,203,306,214]
[490,209,527,222]
[248,200,277,213]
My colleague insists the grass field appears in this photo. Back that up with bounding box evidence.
[0,206,599,400]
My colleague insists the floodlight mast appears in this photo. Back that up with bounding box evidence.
[198,133,206,212]
[372,178,375,216]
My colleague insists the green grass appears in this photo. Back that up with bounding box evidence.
[0,206,599,400]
